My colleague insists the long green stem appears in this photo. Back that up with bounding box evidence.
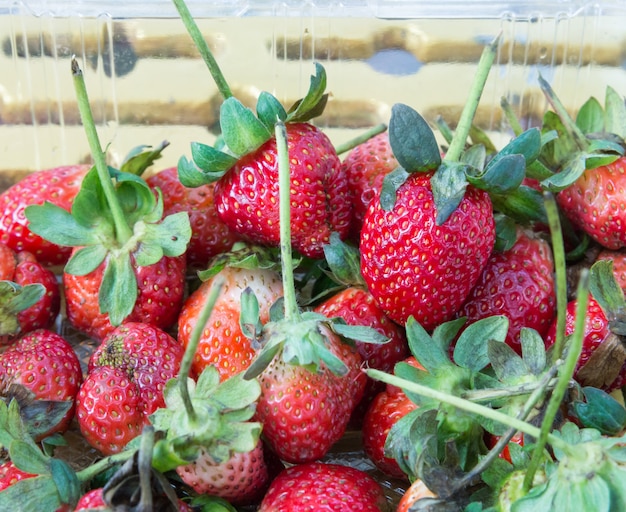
[500,96,524,137]
[138,426,154,511]
[71,57,133,244]
[275,121,300,322]
[461,376,559,402]
[444,33,501,163]
[366,369,573,455]
[544,192,568,365]
[171,0,233,100]
[178,276,225,422]
[522,268,589,492]
[76,450,135,483]
[334,123,388,155]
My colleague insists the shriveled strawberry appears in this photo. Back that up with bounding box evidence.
[258,462,388,512]
[341,131,399,240]
[0,461,35,492]
[0,329,82,439]
[0,165,89,266]
[176,440,271,506]
[361,171,495,329]
[214,122,351,259]
[77,322,184,454]
[457,228,556,353]
[64,250,186,342]
[315,286,408,425]
[146,166,240,268]
[177,261,283,381]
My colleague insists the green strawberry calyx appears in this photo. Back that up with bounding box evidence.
[24,59,191,327]
[0,281,44,337]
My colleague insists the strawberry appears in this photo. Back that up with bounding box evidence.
[597,249,626,292]
[0,461,35,492]
[146,166,241,269]
[396,478,437,512]
[0,329,82,439]
[77,322,184,454]
[213,121,351,259]
[457,228,556,353]
[257,462,388,512]
[73,488,107,510]
[176,248,284,382]
[0,165,89,267]
[63,249,186,342]
[341,130,398,240]
[0,244,60,343]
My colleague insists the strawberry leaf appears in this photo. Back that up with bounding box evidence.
[431,161,469,225]
[576,96,605,135]
[120,140,169,176]
[137,211,191,262]
[9,439,49,475]
[467,153,525,194]
[240,287,263,340]
[487,339,529,382]
[257,91,287,129]
[25,202,99,247]
[406,316,455,373]
[454,315,508,371]
[211,373,261,411]
[99,251,138,326]
[0,475,63,509]
[605,86,626,139]
[220,97,271,156]
[65,245,108,276]
[520,327,548,375]
[286,62,328,123]
[490,184,548,225]
[388,103,441,173]
[321,232,363,286]
[379,167,410,212]
[570,386,626,436]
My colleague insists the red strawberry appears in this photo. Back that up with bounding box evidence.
[253,322,365,464]
[0,461,35,492]
[457,229,556,353]
[146,166,241,268]
[314,286,408,425]
[597,249,626,292]
[177,263,283,381]
[214,122,352,259]
[64,250,186,342]
[0,165,89,266]
[341,131,398,240]
[258,462,388,512]
[77,322,184,454]
[73,488,193,511]
[0,244,60,343]
[176,440,271,506]
[397,478,437,512]
[0,329,82,439]
[360,171,495,329]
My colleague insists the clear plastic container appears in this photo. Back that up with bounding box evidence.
[1,1,625,186]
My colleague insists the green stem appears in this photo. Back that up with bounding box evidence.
[522,268,589,492]
[275,121,300,322]
[171,0,233,100]
[461,376,559,402]
[434,116,454,146]
[71,57,133,244]
[76,450,135,483]
[538,74,589,151]
[138,426,154,511]
[366,369,573,455]
[500,96,524,137]
[444,33,501,163]
[334,123,388,155]
[178,276,225,422]
[544,192,568,365]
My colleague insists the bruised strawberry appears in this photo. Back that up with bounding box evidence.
[258,462,389,511]
[457,229,556,353]
[146,166,240,269]
[0,329,82,439]
[214,122,351,259]
[0,165,89,267]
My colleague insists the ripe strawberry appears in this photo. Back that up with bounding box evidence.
[396,478,437,512]
[314,286,408,425]
[0,244,60,343]
[0,165,89,266]
[257,462,388,512]
[360,171,495,329]
[0,461,35,492]
[214,122,351,259]
[457,229,556,353]
[0,329,82,439]
[146,166,241,268]
[64,249,186,342]
[176,440,271,506]
[177,261,283,381]
[341,131,399,240]
[77,322,184,454]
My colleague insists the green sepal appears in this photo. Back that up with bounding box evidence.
[191,141,238,175]
[98,250,138,326]
[379,166,410,212]
[0,282,44,335]
[240,287,263,340]
[48,458,80,507]
[243,340,283,380]
[431,316,467,349]
[177,156,212,187]
[0,475,63,510]
[519,327,548,375]
[405,316,455,374]
[539,110,579,170]
[257,91,288,129]
[461,143,487,170]
[454,315,508,372]
[17,397,73,441]
[466,153,525,194]
[490,185,548,225]
[286,62,328,123]
[112,169,161,227]
[64,245,108,276]
[329,319,389,344]
[589,260,626,329]
[576,96,605,135]
[120,140,169,176]
[134,211,192,264]
[25,201,100,247]
[431,161,470,225]
[198,242,280,281]
[553,474,612,512]
[493,214,518,252]
[540,154,586,192]
[570,386,626,436]
[388,103,441,173]
[9,439,49,475]
[605,86,626,139]
[211,372,261,415]
[190,495,238,512]
[497,127,542,164]
[469,124,499,154]
[220,97,272,156]
[321,232,363,287]
[487,339,529,382]
[71,167,114,233]
[394,360,430,406]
